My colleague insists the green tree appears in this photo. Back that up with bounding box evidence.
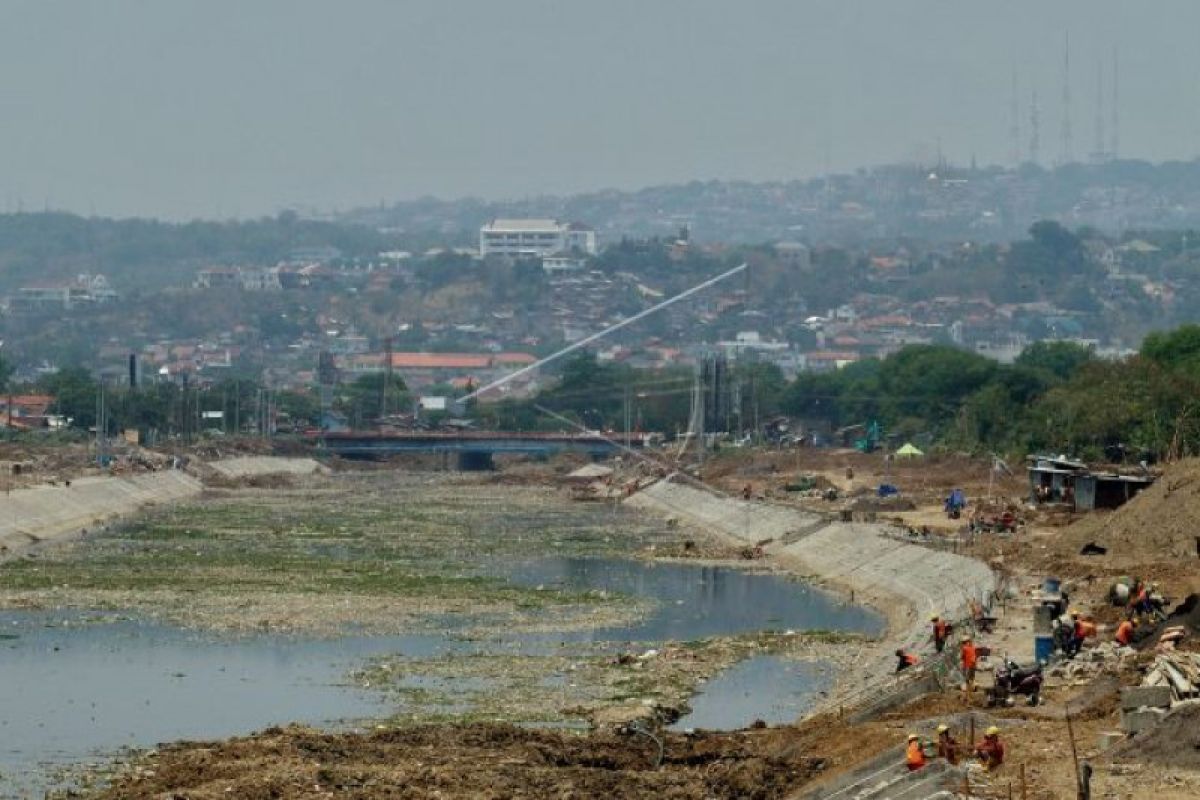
[1014,341,1095,380]
[39,366,99,429]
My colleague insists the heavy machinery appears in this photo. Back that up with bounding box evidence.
[854,420,882,453]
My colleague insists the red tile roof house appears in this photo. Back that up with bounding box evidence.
[0,394,56,429]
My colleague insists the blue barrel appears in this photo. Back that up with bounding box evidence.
[1042,577,1062,595]
[1034,635,1055,663]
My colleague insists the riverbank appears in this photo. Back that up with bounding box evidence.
[626,475,997,706]
[2,464,894,797]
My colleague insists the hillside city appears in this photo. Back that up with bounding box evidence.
[2,160,1200,440]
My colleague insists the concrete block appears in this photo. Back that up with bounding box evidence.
[1121,685,1174,711]
[1096,731,1127,751]
[1121,707,1167,734]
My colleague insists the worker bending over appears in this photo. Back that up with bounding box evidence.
[975,726,1005,771]
[1115,617,1137,646]
[895,649,920,673]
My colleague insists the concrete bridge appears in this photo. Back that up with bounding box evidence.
[312,430,633,469]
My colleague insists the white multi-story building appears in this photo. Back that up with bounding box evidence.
[479,219,596,258]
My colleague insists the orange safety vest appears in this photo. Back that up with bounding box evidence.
[934,620,950,641]
[906,740,926,770]
[1116,621,1134,646]
[961,642,977,670]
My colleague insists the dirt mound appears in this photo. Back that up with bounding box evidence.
[1112,701,1200,770]
[1061,459,1200,562]
[1137,594,1200,648]
[95,723,827,799]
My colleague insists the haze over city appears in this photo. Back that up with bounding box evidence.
[2,0,1200,219]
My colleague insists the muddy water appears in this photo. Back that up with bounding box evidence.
[0,558,880,796]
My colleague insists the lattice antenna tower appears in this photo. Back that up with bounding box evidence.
[1110,46,1120,159]
[1029,90,1040,166]
[1010,67,1022,166]
[1094,58,1106,162]
[1060,31,1074,165]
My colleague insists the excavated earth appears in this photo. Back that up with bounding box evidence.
[93,723,826,800]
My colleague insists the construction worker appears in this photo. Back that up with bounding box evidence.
[905,733,926,772]
[936,723,960,764]
[931,615,951,653]
[1067,610,1086,657]
[975,726,1005,771]
[895,648,920,673]
[1115,617,1137,646]
[960,634,978,699]
[1130,581,1151,620]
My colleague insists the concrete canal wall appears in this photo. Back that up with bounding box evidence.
[0,470,202,553]
[0,457,326,555]
[626,478,996,668]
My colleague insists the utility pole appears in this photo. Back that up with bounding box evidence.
[623,384,631,448]
[380,336,394,425]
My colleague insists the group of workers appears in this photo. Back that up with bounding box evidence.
[906,724,1005,772]
[893,618,978,702]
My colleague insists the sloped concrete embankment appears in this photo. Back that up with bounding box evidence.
[626,479,996,688]
[206,456,328,479]
[0,470,202,554]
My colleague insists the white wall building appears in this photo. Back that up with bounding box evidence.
[479,218,596,258]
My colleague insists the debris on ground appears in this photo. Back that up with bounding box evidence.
[92,723,830,800]
[1112,701,1200,770]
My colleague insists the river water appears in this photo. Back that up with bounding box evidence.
[0,557,881,796]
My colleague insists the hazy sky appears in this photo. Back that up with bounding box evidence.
[1,1,1198,219]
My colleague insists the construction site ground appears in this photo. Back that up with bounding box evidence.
[12,446,1200,798]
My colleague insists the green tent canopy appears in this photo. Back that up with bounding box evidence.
[895,443,924,457]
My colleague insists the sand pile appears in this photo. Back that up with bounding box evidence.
[1063,459,1200,562]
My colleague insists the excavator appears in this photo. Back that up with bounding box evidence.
[854,420,882,453]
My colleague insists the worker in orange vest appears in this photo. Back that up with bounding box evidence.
[895,648,920,673]
[960,634,978,700]
[931,615,951,653]
[905,733,927,771]
[1115,618,1136,646]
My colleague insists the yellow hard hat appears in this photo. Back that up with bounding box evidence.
[962,633,972,641]
[931,614,940,621]
[908,733,919,741]
[936,724,949,734]
[986,726,1000,736]
[1070,609,1080,617]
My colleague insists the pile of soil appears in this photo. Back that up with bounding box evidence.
[1112,701,1200,770]
[95,723,827,799]
[1137,593,1200,648]
[1062,459,1200,562]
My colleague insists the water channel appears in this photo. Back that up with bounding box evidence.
[0,556,882,796]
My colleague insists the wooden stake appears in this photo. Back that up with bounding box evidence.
[1065,706,1084,799]
[1021,762,1028,800]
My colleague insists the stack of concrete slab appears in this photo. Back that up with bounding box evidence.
[0,470,202,554]
[1121,684,1174,734]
